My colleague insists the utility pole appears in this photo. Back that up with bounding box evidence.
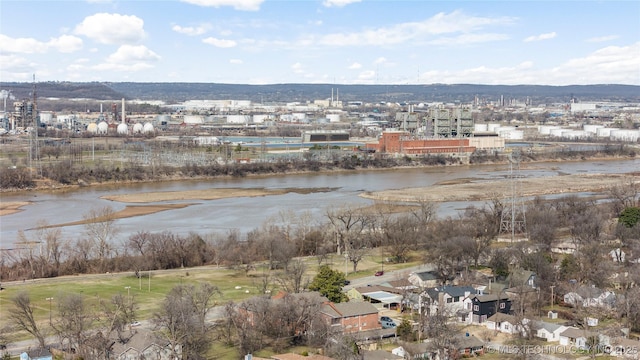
[46,297,53,325]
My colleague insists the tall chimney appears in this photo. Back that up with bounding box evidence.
[121,98,125,124]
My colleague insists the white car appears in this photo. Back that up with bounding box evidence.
[130,321,141,327]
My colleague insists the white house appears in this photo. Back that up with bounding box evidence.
[563,286,616,309]
[559,327,597,350]
[532,321,568,342]
[484,313,526,335]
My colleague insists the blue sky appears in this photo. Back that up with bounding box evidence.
[1,0,638,85]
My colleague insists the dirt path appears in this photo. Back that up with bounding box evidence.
[360,173,639,203]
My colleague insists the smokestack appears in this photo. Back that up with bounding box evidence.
[121,98,125,124]
[100,103,103,114]
[331,88,334,104]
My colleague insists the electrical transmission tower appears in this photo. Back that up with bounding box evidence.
[499,149,527,241]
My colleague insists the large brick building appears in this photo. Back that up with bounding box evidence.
[365,131,476,155]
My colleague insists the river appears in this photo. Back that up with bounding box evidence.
[1,158,638,250]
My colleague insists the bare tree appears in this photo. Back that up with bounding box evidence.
[83,206,119,272]
[327,205,374,256]
[152,283,220,360]
[101,293,137,343]
[52,293,92,356]
[276,259,308,294]
[10,292,46,349]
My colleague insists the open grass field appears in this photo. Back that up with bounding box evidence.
[0,251,422,346]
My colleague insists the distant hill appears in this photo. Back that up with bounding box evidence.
[1,81,638,104]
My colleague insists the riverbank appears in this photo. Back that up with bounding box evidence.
[360,173,640,203]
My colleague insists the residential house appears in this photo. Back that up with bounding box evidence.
[361,349,404,360]
[484,313,525,335]
[423,285,475,316]
[109,328,180,360]
[563,286,616,309]
[506,269,537,290]
[408,270,440,288]
[391,342,431,359]
[532,321,568,342]
[559,327,598,350]
[320,301,381,333]
[464,293,512,324]
[19,349,52,360]
[454,333,485,357]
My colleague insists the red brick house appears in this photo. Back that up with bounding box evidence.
[320,302,381,333]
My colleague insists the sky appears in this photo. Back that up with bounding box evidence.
[1,0,639,85]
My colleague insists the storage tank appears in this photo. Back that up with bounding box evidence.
[596,127,618,137]
[563,130,589,140]
[133,123,143,134]
[39,112,53,124]
[499,129,524,140]
[142,122,154,133]
[292,113,307,121]
[474,123,488,132]
[87,123,98,134]
[117,123,128,135]
[226,115,249,124]
[183,115,204,124]
[610,129,640,142]
[549,128,566,137]
[538,125,560,135]
[583,124,604,134]
[252,114,272,123]
[97,121,108,134]
[487,123,501,132]
[327,114,341,123]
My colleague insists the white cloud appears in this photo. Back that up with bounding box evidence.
[318,11,515,46]
[291,62,304,74]
[348,62,362,69]
[48,35,84,53]
[357,70,376,80]
[523,32,556,42]
[587,35,619,43]
[0,34,83,54]
[180,0,263,11]
[74,13,146,44]
[230,59,243,64]
[94,45,160,72]
[0,34,46,53]
[202,37,237,48]
[550,42,640,84]
[323,0,361,8]
[428,33,510,46]
[172,24,211,36]
[374,57,387,64]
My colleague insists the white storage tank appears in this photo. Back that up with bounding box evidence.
[292,113,307,121]
[327,114,341,123]
[549,128,566,137]
[500,130,524,140]
[563,130,590,140]
[538,125,560,135]
[39,112,53,124]
[87,123,98,134]
[252,114,273,123]
[133,123,143,134]
[596,127,618,137]
[97,121,108,134]
[487,123,501,132]
[583,124,604,134]
[226,115,249,124]
[183,115,204,124]
[117,123,128,135]
[610,129,640,142]
[474,123,488,132]
[142,122,154,133]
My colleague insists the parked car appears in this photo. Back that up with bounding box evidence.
[379,316,396,329]
[344,280,351,285]
[130,321,141,327]
[375,270,384,276]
